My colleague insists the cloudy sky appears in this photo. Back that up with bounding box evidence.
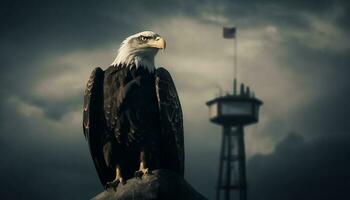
[1,0,350,199]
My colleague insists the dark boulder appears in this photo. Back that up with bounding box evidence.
[92,169,207,200]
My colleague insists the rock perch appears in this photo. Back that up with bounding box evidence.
[92,170,207,200]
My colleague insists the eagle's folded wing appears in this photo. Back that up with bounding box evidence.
[83,67,114,186]
[156,67,185,176]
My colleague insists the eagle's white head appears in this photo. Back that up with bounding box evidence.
[111,31,166,72]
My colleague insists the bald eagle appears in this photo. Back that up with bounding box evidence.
[83,31,184,189]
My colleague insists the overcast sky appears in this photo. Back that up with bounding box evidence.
[1,0,350,199]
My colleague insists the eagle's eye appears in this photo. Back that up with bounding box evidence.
[140,36,148,41]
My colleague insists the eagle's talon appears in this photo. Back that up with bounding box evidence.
[134,167,150,179]
[143,168,150,175]
[105,178,125,191]
[134,170,144,179]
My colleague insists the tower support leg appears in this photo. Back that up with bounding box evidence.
[224,126,232,200]
[216,125,247,200]
[237,126,247,200]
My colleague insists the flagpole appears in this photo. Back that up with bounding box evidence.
[223,26,238,95]
[233,29,238,95]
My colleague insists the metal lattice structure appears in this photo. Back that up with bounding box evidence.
[206,80,263,200]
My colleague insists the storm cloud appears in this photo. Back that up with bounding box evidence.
[1,0,350,199]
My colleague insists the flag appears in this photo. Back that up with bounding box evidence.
[223,27,236,39]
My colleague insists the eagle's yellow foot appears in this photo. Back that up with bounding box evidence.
[105,167,125,191]
[105,177,125,191]
[134,162,151,179]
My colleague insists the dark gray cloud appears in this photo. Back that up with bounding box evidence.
[1,0,350,199]
[0,97,101,199]
[248,132,350,200]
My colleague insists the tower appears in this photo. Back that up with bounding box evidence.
[206,80,262,200]
[206,26,263,200]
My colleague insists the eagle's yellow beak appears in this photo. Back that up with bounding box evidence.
[149,37,166,50]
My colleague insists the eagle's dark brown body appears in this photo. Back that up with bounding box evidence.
[103,65,162,179]
[83,65,184,186]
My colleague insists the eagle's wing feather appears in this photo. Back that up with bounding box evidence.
[156,67,184,176]
[83,67,114,186]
